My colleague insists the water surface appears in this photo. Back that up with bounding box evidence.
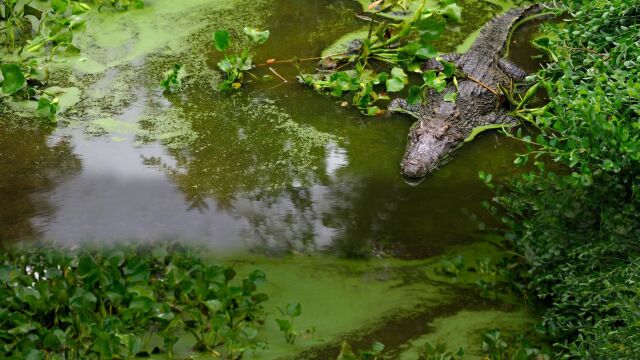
[0,0,546,357]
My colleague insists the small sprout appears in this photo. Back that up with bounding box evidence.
[160,64,186,94]
[36,94,60,120]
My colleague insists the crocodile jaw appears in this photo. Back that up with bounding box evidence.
[400,132,454,178]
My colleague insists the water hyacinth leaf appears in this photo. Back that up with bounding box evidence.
[204,299,223,313]
[423,70,447,92]
[212,29,230,52]
[243,27,270,44]
[9,322,36,335]
[386,77,405,92]
[415,44,437,59]
[367,106,383,116]
[275,319,292,331]
[1,64,27,95]
[417,15,446,42]
[407,85,423,105]
[386,67,408,92]
[440,60,457,77]
[444,91,457,103]
[391,67,408,83]
[242,326,258,340]
[51,0,69,13]
[286,302,302,317]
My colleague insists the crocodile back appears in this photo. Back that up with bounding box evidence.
[469,4,546,56]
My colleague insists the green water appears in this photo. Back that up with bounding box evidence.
[0,0,545,358]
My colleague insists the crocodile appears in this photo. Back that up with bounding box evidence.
[389,4,547,178]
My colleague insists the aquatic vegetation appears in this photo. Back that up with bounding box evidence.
[160,63,186,94]
[481,330,550,360]
[418,342,463,360]
[484,0,640,357]
[212,27,270,91]
[297,0,461,115]
[434,255,464,278]
[1,59,59,120]
[275,302,305,344]
[337,341,385,360]
[0,244,270,359]
[0,0,143,118]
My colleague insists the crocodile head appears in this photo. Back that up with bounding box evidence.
[400,112,463,178]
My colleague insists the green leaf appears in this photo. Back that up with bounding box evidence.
[204,299,223,313]
[440,60,457,77]
[391,67,408,83]
[9,322,36,335]
[367,106,383,116]
[415,44,437,59]
[286,302,302,317]
[386,77,405,92]
[407,85,423,105]
[443,91,457,103]
[243,27,270,44]
[1,64,27,95]
[423,70,447,92]
[212,30,231,52]
[275,319,291,331]
[51,0,69,13]
[417,16,446,42]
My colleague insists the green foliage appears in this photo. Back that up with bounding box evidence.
[274,302,315,346]
[336,341,384,360]
[160,64,186,94]
[0,244,269,359]
[434,255,464,278]
[0,0,141,118]
[298,0,460,115]
[485,0,640,358]
[1,63,26,95]
[212,27,270,91]
[1,59,59,120]
[94,0,144,11]
[418,342,463,360]
[481,330,549,360]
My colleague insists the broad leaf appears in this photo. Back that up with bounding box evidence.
[1,64,26,95]
[212,30,230,52]
[243,27,270,44]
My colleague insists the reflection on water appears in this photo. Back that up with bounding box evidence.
[0,0,539,257]
[0,124,81,243]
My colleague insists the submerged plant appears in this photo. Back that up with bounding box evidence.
[212,27,270,92]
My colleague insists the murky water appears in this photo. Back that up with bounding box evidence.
[0,0,546,357]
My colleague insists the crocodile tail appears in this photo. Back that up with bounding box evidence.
[469,3,548,56]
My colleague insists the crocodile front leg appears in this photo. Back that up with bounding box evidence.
[478,109,519,126]
[465,110,519,142]
[497,58,528,81]
[422,53,461,72]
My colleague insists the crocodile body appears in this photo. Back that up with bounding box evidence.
[390,4,546,178]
